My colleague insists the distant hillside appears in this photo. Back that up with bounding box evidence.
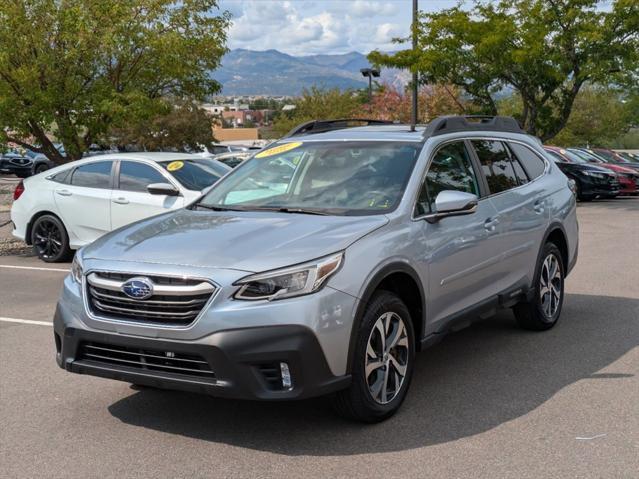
[212,49,408,96]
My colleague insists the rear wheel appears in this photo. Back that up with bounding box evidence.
[30,214,72,263]
[332,291,415,422]
[513,242,564,331]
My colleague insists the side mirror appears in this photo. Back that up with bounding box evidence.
[147,182,179,196]
[425,190,478,223]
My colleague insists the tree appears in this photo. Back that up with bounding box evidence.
[108,100,215,152]
[369,0,639,141]
[0,0,230,164]
[551,87,634,146]
[272,87,364,136]
[365,84,467,123]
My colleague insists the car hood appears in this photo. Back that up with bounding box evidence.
[559,163,613,174]
[82,208,389,272]
[597,163,637,174]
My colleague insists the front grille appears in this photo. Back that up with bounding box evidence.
[78,342,215,379]
[86,272,216,326]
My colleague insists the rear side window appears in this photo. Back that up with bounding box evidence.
[70,162,113,189]
[508,154,529,186]
[119,161,167,192]
[509,143,546,179]
[49,169,71,184]
[472,140,519,194]
[416,141,480,216]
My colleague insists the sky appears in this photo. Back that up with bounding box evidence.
[218,0,460,56]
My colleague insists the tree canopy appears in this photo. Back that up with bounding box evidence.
[369,0,639,141]
[0,0,230,163]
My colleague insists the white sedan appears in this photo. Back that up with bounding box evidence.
[11,152,231,262]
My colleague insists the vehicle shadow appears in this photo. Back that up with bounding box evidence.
[108,293,638,456]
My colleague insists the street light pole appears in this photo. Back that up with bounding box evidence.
[360,68,380,104]
[410,0,419,131]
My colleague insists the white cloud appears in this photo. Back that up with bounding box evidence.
[218,0,446,54]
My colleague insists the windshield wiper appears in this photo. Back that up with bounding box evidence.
[254,206,331,216]
[193,204,247,212]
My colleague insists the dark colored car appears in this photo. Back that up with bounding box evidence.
[569,148,639,196]
[543,146,620,201]
[0,151,34,177]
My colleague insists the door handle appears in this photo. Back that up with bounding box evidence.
[112,197,129,205]
[484,217,499,232]
[533,199,545,214]
[55,189,72,197]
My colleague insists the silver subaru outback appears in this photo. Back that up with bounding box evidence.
[55,116,578,422]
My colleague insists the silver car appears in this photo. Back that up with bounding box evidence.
[54,116,578,422]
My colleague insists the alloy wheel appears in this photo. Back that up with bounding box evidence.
[33,219,63,260]
[365,312,409,404]
[539,253,562,320]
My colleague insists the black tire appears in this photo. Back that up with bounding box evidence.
[16,173,31,179]
[332,291,415,423]
[34,163,49,175]
[513,242,565,331]
[575,181,593,202]
[30,214,73,263]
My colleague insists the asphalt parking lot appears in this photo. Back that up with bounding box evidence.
[1,198,638,478]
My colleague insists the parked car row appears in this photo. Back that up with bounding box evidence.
[543,146,639,201]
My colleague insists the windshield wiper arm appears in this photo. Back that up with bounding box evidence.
[255,206,331,216]
[194,204,246,212]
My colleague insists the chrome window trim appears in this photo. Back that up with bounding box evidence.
[412,136,550,221]
[81,268,220,331]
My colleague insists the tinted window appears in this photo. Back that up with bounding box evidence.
[49,169,71,184]
[472,140,518,194]
[508,154,529,185]
[509,143,546,179]
[159,159,229,191]
[119,161,166,192]
[70,162,112,188]
[544,151,564,163]
[416,142,480,216]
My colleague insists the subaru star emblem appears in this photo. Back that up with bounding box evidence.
[121,277,154,300]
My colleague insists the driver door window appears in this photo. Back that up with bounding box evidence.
[416,142,480,216]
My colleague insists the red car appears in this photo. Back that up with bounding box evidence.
[568,148,639,196]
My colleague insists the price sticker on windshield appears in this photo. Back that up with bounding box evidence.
[167,161,184,172]
[255,142,302,159]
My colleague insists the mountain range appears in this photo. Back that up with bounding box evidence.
[211,49,409,96]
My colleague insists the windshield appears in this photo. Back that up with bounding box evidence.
[159,159,230,191]
[568,149,603,163]
[197,141,421,215]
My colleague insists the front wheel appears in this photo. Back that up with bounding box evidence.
[513,243,564,331]
[30,214,72,262]
[332,291,415,422]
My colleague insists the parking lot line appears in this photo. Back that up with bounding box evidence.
[0,317,52,326]
[0,264,68,273]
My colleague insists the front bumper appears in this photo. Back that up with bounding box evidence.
[54,306,351,400]
[0,159,32,176]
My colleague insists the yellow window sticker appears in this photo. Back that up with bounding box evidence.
[560,149,567,154]
[167,161,184,172]
[255,142,302,159]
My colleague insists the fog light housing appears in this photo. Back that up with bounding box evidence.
[280,362,293,390]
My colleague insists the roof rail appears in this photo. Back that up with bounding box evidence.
[422,115,524,137]
[283,118,394,138]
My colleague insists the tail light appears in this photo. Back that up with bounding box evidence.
[13,180,25,201]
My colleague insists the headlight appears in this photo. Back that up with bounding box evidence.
[70,254,83,284]
[234,252,343,301]
[583,171,604,178]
